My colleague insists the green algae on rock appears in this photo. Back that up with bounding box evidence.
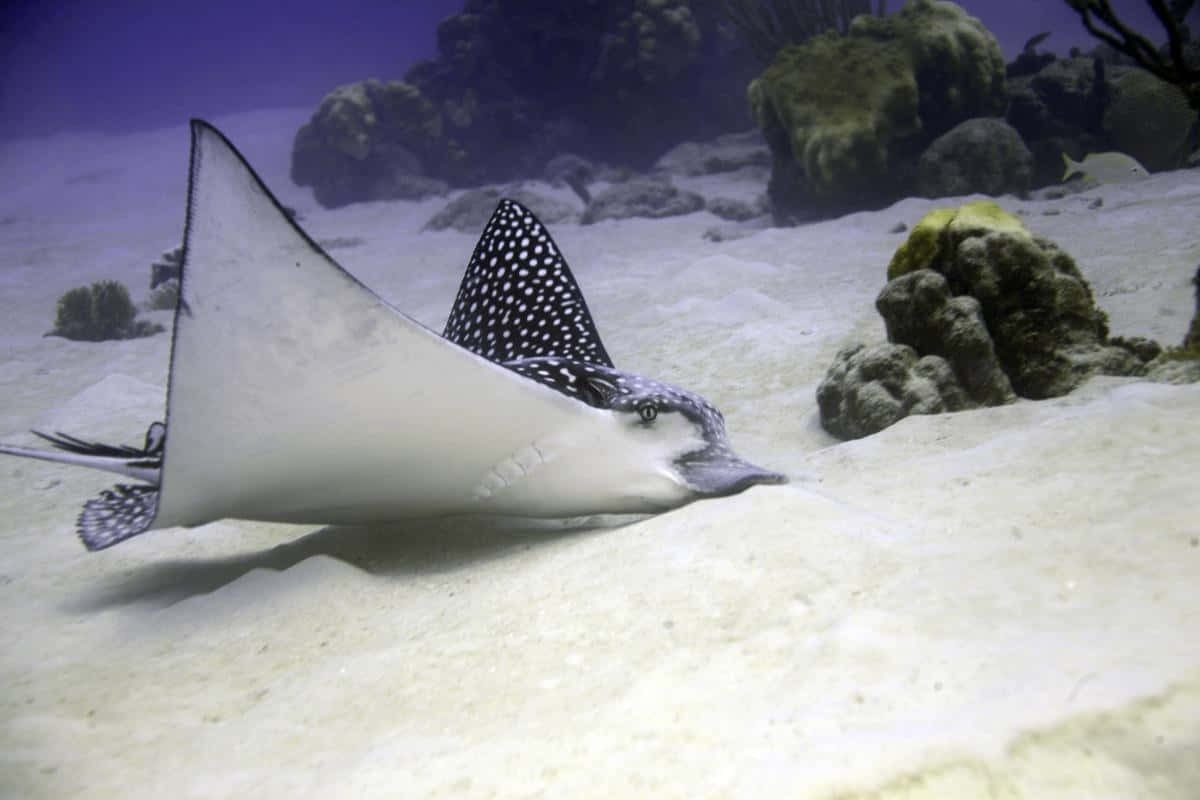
[917,117,1034,198]
[1104,69,1198,172]
[818,199,1161,438]
[883,201,1143,400]
[291,80,448,208]
[748,30,918,214]
[887,201,1027,280]
[749,0,1006,218]
[49,280,164,342]
[291,2,757,208]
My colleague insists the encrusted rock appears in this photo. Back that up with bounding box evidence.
[291,80,447,209]
[887,201,1145,399]
[820,199,1192,439]
[386,175,451,202]
[1110,336,1163,363]
[1104,69,1198,172]
[875,269,1016,405]
[917,118,1033,198]
[292,3,758,206]
[1005,56,1109,187]
[581,178,704,224]
[49,280,164,342]
[817,343,971,440]
[706,196,766,222]
[425,188,575,233]
[653,130,770,177]
[748,0,1006,218]
[1027,58,1104,132]
[1145,357,1200,384]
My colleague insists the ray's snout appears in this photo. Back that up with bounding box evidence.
[677,454,787,498]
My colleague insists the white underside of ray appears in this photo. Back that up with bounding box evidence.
[153,123,696,530]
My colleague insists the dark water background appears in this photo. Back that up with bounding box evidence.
[0,0,1189,139]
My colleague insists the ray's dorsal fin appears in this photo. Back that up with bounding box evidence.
[443,199,614,368]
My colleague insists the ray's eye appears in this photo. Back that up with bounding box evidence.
[637,401,658,423]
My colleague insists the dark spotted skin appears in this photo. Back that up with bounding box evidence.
[444,199,613,368]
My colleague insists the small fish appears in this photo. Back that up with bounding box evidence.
[1062,152,1150,184]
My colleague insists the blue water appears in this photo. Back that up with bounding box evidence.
[1,0,1188,139]
[1,0,460,137]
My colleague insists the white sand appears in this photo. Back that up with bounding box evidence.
[0,109,1197,798]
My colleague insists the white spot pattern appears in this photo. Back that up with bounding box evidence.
[78,484,158,551]
[440,199,782,493]
[503,357,764,485]
[443,199,613,367]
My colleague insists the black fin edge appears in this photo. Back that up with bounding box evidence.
[33,430,144,459]
[33,421,165,460]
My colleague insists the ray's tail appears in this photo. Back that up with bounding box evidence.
[0,422,165,550]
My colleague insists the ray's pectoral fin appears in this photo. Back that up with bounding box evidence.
[77,484,160,551]
[0,421,166,550]
[46,422,166,551]
[150,121,621,531]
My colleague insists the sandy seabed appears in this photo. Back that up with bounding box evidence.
[0,108,1197,798]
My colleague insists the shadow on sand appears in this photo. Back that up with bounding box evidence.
[66,515,639,612]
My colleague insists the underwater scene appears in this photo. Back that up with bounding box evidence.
[0,0,1198,796]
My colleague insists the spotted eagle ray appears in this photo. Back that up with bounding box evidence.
[0,120,785,551]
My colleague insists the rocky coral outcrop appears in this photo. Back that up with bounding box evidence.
[607,0,703,85]
[917,118,1033,198]
[819,201,1156,439]
[816,343,971,440]
[749,0,1007,219]
[1004,36,1200,188]
[1004,56,1109,187]
[706,196,767,222]
[424,188,576,233]
[886,201,1145,399]
[875,268,1016,405]
[653,129,770,177]
[1027,57,1107,134]
[49,280,164,342]
[293,1,758,208]
[581,178,704,224]
[1104,69,1197,172]
[291,80,450,208]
